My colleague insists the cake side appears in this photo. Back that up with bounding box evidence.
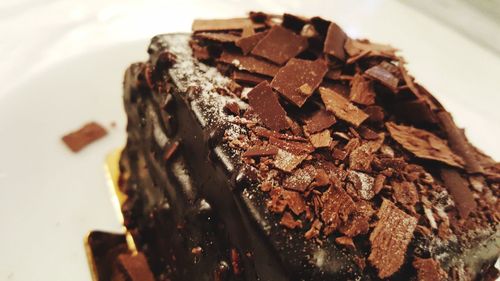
[119,12,500,281]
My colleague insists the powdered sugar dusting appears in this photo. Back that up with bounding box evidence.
[157,34,248,152]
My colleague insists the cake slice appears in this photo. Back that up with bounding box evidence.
[118,13,499,280]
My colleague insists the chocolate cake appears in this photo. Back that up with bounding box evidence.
[116,12,499,280]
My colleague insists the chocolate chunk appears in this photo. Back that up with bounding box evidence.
[319,87,369,127]
[271,58,328,107]
[321,185,356,235]
[113,253,155,281]
[440,168,477,218]
[236,31,267,55]
[192,18,263,32]
[347,170,375,200]
[283,165,316,192]
[232,70,270,86]
[194,32,240,43]
[323,22,347,61]
[412,258,448,281]
[247,81,289,131]
[269,137,314,155]
[309,130,332,148]
[350,74,376,105]
[242,145,279,158]
[280,211,303,229]
[274,149,307,172]
[219,52,279,77]
[369,199,417,278]
[365,63,399,92]
[251,25,309,65]
[303,109,336,134]
[349,135,385,172]
[62,122,107,153]
[386,122,465,168]
[392,181,419,211]
[437,111,483,173]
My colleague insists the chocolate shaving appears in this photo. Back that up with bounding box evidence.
[323,22,347,61]
[440,168,477,218]
[365,63,399,92]
[274,149,307,172]
[219,52,279,77]
[347,170,375,200]
[194,32,240,43]
[386,122,464,168]
[283,165,316,192]
[247,81,289,131]
[192,18,263,32]
[280,211,303,229]
[392,181,419,211]
[232,70,270,85]
[344,38,397,60]
[236,31,267,55]
[242,145,279,158]
[412,257,448,281]
[304,219,323,240]
[114,253,155,281]
[321,185,356,235]
[350,74,376,105]
[252,126,307,142]
[319,87,369,127]
[437,111,483,173]
[251,25,308,65]
[271,58,328,107]
[303,109,336,134]
[369,199,417,278]
[269,137,314,155]
[309,130,332,148]
[349,134,385,172]
[62,122,107,153]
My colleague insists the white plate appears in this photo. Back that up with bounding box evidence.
[1,1,499,280]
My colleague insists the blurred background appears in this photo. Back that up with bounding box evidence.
[0,1,499,280]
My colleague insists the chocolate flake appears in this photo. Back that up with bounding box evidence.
[349,134,385,171]
[345,38,397,60]
[283,165,316,192]
[274,149,307,172]
[309,130,332,148]
[412,257,448,281]
[319,87,369,127]
[303,109,336,134]
[386,122,464,168]
[323,22,348,61]
[347,170,375,200]
[219,51,279,77]
[369,199,417,278]
[269,137,314,155]
[252,126,307,142]
[236,31,267,55]
[232,70,270,86]
[247,81,289,131]
[251,25,309,65]
[321,185,356,235]
[280,211,303,229]
[242,145,279,158]
[392,181,419,211]
[304,219,323,240]
[350,74,376,105]
[115,253,155,281]
[365,63,399,92]
[62,122,107,153]
[192,18,263,32]
[335,236,355,249]
[440,168,477,218]
[195,32,240,43]
[271,58,328,107]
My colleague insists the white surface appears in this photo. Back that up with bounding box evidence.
[0,1,499,280]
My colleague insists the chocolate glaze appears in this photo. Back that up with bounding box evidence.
[120,34,499,280]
